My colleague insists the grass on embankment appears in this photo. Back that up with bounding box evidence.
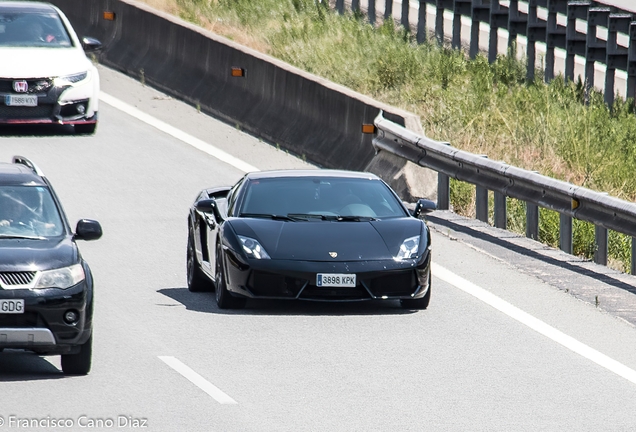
[145,0,636,272]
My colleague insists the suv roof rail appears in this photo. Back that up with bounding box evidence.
[12,155,45,177]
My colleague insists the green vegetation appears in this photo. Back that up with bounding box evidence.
[171,0,635,272]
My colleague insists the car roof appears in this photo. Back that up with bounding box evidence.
[244,169,381,181]
[0,1,58,13]
[0,163,47,186]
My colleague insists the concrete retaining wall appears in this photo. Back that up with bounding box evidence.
[50,0,436,200]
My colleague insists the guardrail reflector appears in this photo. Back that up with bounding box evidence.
[103,11,116,20]
[231,67,245,77]
[572,198,580,210]
[362,124,376,134]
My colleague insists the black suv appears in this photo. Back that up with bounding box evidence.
[0,156,101,375]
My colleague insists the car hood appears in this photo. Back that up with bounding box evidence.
[0,47,91,78]
[230,218,424,261]
[0,237,78,271]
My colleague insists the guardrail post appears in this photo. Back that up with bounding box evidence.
[527,0,547,82]
[526,203,539,240]
[352,0,360,13]
[384,0,393,19]
[369,0,376,25]
[336,0,344,14]
[489,0,508,63]
[545,0,567,82]
[585,8,610,102]
[435,0,445,45]
[565,2,590,82]
[494,191,506,229]
[594,225,608,266]
[475,185,488,222]
[605,14,631,107]
[417,1,428,44]
[437,173,450,210]
[559,213,573,254]
[471,0,490,59]
[401,0,409,28]
[453,1,470,49]
[627,23,636,103]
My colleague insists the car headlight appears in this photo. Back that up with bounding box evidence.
[54,71,89,87]
[238,235,270,259]
[395,236,420,260]
[34,263,85,289]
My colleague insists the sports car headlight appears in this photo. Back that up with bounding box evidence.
[238,236,271,259]
[395,236,420,260]
[34,264,85,289]
[54,71,89,87]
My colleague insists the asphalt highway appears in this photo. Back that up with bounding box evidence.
[0,65,635,431]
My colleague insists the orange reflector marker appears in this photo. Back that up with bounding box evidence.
[231,67,245,77]
[103,11,116,20]
[572,198,580,210]
[361,124,376,134]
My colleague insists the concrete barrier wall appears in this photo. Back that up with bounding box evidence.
[50,0,436,199]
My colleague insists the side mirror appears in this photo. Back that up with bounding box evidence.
[75,219,102,241]
[413,199,436,218]
[81,37,102,52]
[195,199,218,214]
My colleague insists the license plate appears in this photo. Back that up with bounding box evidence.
[0,299,24,314]
[5,95,38,107]
[316,273,356,287]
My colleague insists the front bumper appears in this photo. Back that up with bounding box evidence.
[223,250,431,302]
[0,70,98,126]
[0,281,92,354]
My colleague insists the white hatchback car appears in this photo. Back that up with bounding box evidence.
[0,1,101,134]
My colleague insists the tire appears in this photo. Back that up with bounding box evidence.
[187,230,212,292]
[61,334,92,375]
[215,244,246,309]
[75,122,97,135]
[400,271,431,310]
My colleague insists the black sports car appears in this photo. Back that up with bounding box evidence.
[186,170,436,309]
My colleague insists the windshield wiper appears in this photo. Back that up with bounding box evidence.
[336,215,377,222]
[239,213,296,221]
[286,213,333,221]
[0,234,47,240]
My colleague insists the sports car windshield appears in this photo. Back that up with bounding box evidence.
[0,186,64,238]
[0,11,72,47]
[239,177,408,219]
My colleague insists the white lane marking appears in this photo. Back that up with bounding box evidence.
[159,356,238,404]
[99,91,259,173]
[432,262,636,386]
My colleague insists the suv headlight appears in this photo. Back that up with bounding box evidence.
[395,236,420,260]
[34,263,85,289]
[54,71,89,87]
[238,235,270,259]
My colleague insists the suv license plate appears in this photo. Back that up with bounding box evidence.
[5,95,37,107]
[316,274,356,287]
[0,299,24,314]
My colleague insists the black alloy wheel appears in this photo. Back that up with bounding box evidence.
[187,228,212,292]
[61,335,92,375]
[215,243,246,309]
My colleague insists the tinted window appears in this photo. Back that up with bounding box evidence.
[240,177,407,218]
[0,11,72,47]
[0,186,64,237]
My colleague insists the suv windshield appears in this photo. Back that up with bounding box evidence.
[0,186,64,237]
[240,177,408,219]
[0,11,72,47]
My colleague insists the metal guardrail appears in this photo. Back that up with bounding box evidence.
[336,0,636,106]
[373,113,636,273]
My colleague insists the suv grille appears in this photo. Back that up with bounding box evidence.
[0,271,36,287]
